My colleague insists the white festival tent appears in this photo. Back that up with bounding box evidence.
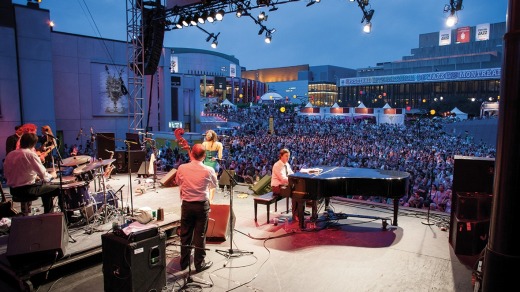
[220,98,236,109]
[450,107,468,120]
[259,92,284,103]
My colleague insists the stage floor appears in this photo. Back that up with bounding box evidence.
[1,171,478,292]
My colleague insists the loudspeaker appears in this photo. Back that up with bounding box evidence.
[115,150,128,173]
[219,170,236,187]
[452,156,495,194]
[456,192,493,221]
[450,156,495,245]
[96,133,116,160]
[102,231,166,292]
[249,175,271,196]
[206,204,232,242]
[138,161,155,177]
[6,213,68,268]
[159,168,177,187]
[451,217,490,256]
[125,133,141,151]
[131,7,165,75]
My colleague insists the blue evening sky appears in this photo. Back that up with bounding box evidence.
[16,0,508,70]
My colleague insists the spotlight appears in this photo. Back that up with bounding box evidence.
[363,22,372,33]
[207,11,215,23]
[258,11,267,21]
[175,17,184,29]
[236,6,244,17]
[182,17,189,27]
[446,12,457,27]
[189,16,198,26]
[198,12,206,24]
[211,40,218,48]
[265,32,272,43]
[216,9,225,21]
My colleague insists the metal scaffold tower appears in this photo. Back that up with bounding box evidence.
[126,0,145,132]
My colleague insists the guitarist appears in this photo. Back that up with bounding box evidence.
[38,125,56,167]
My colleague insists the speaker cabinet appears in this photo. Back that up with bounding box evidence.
[6,213,68,268]
[207,204,232,242]
[102,231,166,292]
[451,217,490,256]
[96,133,116,160]
[114,150,146,173]
[456,192,493,221]
[450,156,495,247]
[159,169,177,187]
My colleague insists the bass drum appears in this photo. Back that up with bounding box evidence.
[91,190,120,212]
[62,181,90,210]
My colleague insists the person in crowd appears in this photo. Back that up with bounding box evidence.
[15,123,38,150]
[5,125,22,156]
[201,130,223,203]
[4,133,60,214]
[408,191,424,208]
[175,143,216,273]
[271,148,298,219]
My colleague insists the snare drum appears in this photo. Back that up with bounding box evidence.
[62,181,90,210]
[49,176,76,185]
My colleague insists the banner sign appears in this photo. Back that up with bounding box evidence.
[476,23,490,41]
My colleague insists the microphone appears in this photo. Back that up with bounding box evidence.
[105,149,114,154]
[138,131,154,136]
[76,128,83,140]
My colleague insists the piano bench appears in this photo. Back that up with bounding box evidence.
[254,192,287,223]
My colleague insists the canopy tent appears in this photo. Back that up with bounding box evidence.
[357,102,367,108]
[305,102,313,107]
[450,107,468,120]
[383,103,392,109]
[331,103,340,108]
[220,98,236,109]
[259,92,283,103]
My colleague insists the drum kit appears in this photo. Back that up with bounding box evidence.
[50,155,119,228]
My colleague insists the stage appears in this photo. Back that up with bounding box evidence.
[1,171,478,292]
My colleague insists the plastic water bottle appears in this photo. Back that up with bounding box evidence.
[223,185,228,196]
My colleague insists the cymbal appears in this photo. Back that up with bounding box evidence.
[97,158,116,166]
[62,155,92,167]
[81,161,103,172]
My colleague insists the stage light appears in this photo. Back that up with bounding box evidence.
[446,12,457,27]
[211,40,218,48]
[182,17,189,27]
[265,32,272,43]
[236,6,244,17]
[363,22,371,33]
[216,9,225,21]
[197,12,206,24]
[207,11,215,23]
[258,11,267,21]
[189,16,198,26]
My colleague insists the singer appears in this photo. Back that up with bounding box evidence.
[201,130,223,203]
[38,125,56,167]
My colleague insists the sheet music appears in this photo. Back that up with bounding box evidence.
[299,168,323,175]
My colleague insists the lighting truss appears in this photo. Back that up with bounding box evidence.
[164,0,378,43]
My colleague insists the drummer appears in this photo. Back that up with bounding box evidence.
[4,133,62,214]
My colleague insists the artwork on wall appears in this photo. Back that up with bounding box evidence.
[92,63,130,116]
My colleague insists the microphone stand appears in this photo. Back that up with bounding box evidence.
[422,150,436,226]
[124,140,136,217]
[169,243,213,290]
[215,159,253,265]
[47,135,76,242]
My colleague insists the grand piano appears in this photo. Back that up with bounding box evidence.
[287,166,410,229]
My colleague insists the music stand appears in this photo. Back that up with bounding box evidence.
[215,163,253,266]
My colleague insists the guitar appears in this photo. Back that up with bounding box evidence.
[36,145,55,163]
[174,128,192,160]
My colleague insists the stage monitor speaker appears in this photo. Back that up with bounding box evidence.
[249,175,271,196]
[159,168,177,187]
[138,161,155,177]
[102,231,166,292]
[97,133,116,160]
[450,217,490,256]
[207,204,233,242]
[219,170,236,187]
[6,213,68,268]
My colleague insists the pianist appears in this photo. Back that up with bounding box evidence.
[271,148,298,220]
